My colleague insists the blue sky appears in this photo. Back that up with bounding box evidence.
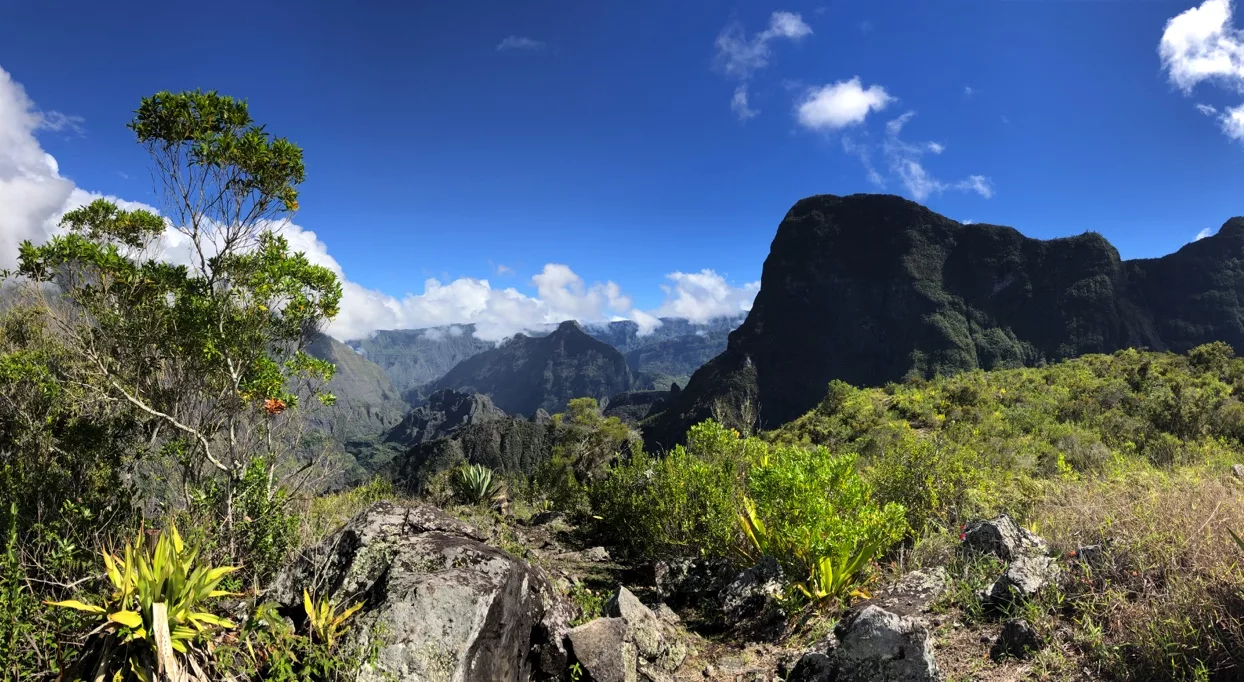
[2,0,1244,339]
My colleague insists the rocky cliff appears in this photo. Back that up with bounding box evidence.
[426,320,633,416]
[645,193,1244,449]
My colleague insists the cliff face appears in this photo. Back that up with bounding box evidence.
[303,332,408,441]
[426,320,633,416]
[644,194,1244,449]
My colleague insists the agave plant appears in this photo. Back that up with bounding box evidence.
[47,522,238,681]
[792,539,880,604]
[453,463,506,505]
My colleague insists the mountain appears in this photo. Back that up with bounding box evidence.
[302,332,408,441]
[603,388,674,425]
[388,415,552,493]
[585,316,744,354]
[425,320,633,415]
[383,388,507,449]
[346,325,494,396]
[644,193,1244,449]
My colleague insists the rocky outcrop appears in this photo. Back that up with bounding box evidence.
[982,555,1060,609]
[788,604,941,682]
[991,618,1043,661]
[388,415,553,493]
[427,320,633,416]
[570,587,687,682]
[270,501,569,681]
[383,388,507,448]
[961,514,1048,562]
[602,390,671,425]
[645,193,1244,448]
[652,557,735,607]
[719,558,786,636]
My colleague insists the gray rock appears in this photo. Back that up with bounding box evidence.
[961,514,1048,561]
[582,546,611,562]
[269,501,568,682]
[719,557,785,623]
[833,605,941,682]
[785,653,835,682]
[567,617,638,682]
[607,587,664,660]
[653,557,734,606]
[991,618,1043,661]
[1233,463,1244,480]
[528,510,568,527]
[983,555,1060,609]
[870,567,948,619]
[1075,544,1107,569]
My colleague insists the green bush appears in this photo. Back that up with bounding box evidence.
[592,420,905,601]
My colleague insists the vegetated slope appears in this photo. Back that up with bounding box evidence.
[426,320,633,416]
[346,325,494,396]
[302,332,408,441]
[644,193,1244,449]
[383,388,507,449]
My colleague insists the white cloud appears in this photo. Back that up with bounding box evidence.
[1196,226,1217,240]
[841,110,994,202]
[963,219,976,225]
[494,263,514,276]
[0,66,757,343]
[731,85,759,120]
[497,36,545,52]
[39,110,84,135]
[1159,0,1244,140]
[715,11,812,79]
[655,270,760,323]
[964,85,975,97]
[796,77,893,130]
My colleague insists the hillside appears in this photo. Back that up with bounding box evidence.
[302,332,409,442]
[424,320,633,415]
[346,325,494,395]
[644,193,1244,449]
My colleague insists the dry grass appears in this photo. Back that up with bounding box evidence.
[1029,468,1244,681]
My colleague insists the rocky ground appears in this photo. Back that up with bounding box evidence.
[279,499,1106,682]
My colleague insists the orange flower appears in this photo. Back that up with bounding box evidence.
[263,398,287,415]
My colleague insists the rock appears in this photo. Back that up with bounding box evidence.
[961,514,1048,561]
[383,388,506,448]
[567,617,638,682]
[269,501,569,682]
[869,567,948,619]
[785,653,836,682]
[1074,544,1107,569]
[719,557,785,623]
[654,603,681,625]
[1233,463,1244,480]
[991,619,1043,661]
[983,555,1060,608]
[607,587,664,660]
[582,546,611,562]
[529,510,568,527]
[653,557,734,606]
[833,605,941,682]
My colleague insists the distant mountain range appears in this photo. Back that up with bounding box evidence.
[643,193,1244,449]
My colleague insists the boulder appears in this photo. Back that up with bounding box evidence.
[606,587,664,660]
[719,557,785,623]
[1233,463,1244,480]
[982,555,1060,609]
[990,618,1043,661]
[961,514,1048,561]
[581,546,611,563]
[652,557,734,606]
[567,617,638,682]
[868,567,948,620]
[785,653,835,682]
[269,501,569,682]
[833,605,941,682]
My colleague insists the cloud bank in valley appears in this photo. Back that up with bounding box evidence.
[0,66,758,343]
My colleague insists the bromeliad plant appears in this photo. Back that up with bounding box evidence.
[303,589,363,648]
[453,463,506,505]
[47,523,238,681]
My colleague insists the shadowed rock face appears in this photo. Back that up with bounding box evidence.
[645,193,1244,449]
[427,320,633,416]
[270,501,571,682]
[383,388,507,448]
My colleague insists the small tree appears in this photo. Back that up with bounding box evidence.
[10,90,342,560]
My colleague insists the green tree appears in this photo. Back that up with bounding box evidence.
[9,90,342,561]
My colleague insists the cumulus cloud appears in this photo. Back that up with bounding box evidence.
[1159,0,1244,139]
[715,11,811,119]
[0,65,757,344]
[654,270,760,323]
[796,77,893,130]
